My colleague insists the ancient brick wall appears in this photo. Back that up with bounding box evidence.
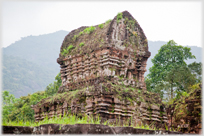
[59,47,149,92]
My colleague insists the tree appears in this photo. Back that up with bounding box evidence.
[188,62,202,83]
[2,91,17,122]
[44,73,62,96]
[2,73,62,122]
[164,65,196,100]
[145,40,196,100]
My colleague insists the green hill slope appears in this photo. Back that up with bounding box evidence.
[2,30,68,97]
[2,55,54,98]
[3,30,68,72]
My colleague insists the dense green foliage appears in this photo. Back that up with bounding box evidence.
[145,40,202,101]
[2,73,62,123]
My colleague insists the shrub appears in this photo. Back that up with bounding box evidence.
[61,48,69,56]
[67,45,74,51]
[117,12,123,20]
[61,45,74,56]
[83,26,96,34]
[117,12,123,24]
[105,19,112,24]
[79,42,84,47]
[98,24,104,29]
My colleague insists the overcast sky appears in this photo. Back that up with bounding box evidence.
[1,1,203,48]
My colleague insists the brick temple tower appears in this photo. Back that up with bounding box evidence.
[33,11,168,127]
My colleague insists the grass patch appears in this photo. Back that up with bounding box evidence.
[3,114,100,127]
[3,114,157,131]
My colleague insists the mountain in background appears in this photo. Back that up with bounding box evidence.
[2,30,68,97]
[2,30,202,97]
[3,55,54,98]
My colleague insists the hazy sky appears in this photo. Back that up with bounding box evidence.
[1,1,203,48]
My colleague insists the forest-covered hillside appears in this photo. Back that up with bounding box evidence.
[2,30,68,97]
[2,55,54,98]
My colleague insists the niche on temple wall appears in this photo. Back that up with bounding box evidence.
[45,106,50,113]
[124,55,128,59]
[62,76,67,86]
[133,74,137,81]
[79,72,83,80]
[118,52,122,58]
[120,71,125,78]
[73,74,77,82]
[109,67,116,76]
[103,66,111,76]
[127,71,132,80]
[115,69,120,76]
[68,77,73,83]
[39,108,42,114]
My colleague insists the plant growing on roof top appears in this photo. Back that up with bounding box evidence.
[83,26,96,34]
[61,45,74,56]
[98,23,104,29]
[117,12,123,24]
[79,31,84,36]
[105,19,112,25]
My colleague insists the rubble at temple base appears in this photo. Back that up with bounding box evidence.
[166,83,202,134]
